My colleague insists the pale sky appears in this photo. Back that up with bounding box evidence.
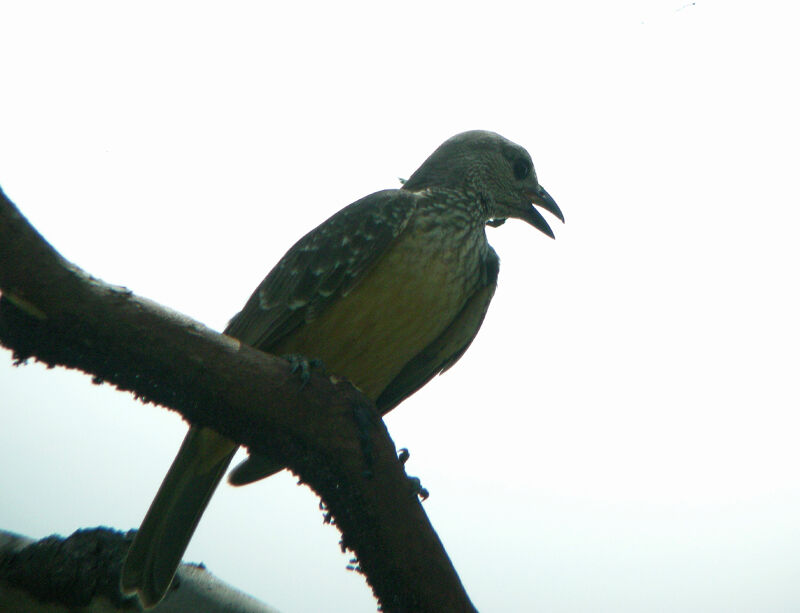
[1,1,798,612]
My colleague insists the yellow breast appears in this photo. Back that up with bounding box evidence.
[272,228,480,400]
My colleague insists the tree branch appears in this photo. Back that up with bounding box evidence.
[0,528,280,612]
[0,186,477,613]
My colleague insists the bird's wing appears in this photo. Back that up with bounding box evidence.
[224,189,419,349]
[375,246,500,414]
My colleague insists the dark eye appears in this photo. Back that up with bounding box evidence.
[513,158,531,180]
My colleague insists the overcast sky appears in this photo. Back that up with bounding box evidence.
[1,1,799,612]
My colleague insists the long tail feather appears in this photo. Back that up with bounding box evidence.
[121,426,237,608]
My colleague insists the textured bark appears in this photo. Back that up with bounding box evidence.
[0,186,477,613]
[0,528,280,612]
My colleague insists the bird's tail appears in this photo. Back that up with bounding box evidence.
[121,426,237,608]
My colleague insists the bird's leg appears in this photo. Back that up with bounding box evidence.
[283,367,429,497]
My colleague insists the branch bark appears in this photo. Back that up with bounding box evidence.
[0,186,477,613]
[0,528,280,613]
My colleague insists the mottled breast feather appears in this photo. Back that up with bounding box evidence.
[375,246,499,413]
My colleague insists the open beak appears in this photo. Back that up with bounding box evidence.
[521,184,564,239]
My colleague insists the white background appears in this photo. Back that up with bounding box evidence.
[1,1,798,611]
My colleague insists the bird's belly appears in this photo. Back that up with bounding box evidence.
[272,237,478,400]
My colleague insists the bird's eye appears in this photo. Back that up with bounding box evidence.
[513,158,531,180]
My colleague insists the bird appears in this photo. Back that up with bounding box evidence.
[120,130,563,608]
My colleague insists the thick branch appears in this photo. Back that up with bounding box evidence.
[0,186,477,613]
[0,528,280,613]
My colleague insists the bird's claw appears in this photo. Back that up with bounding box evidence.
[407,476,429,501]
[397,448,428,499]
[282,354,326,389]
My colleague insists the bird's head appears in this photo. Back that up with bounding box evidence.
[402,130,564,238]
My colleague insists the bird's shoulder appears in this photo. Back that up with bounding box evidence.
[224,188,421,348]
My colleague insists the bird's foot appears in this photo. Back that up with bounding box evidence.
[282,353,326,388]
[407,476,430,501]
[397,448,429,500]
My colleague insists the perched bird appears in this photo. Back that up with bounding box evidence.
[121,130,563,607]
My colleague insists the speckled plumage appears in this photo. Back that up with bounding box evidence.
[122,130,563,608]
[225,187,495,408]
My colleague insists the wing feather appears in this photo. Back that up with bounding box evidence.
[225,189,419,349]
